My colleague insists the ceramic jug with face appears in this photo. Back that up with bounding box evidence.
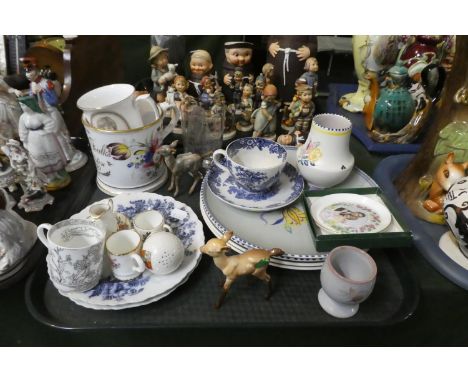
[296,113,354,188]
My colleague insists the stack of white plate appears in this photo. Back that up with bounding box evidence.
[200,146,379,271]
[49,192,205,310]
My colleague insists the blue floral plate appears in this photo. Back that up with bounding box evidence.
[207,163,304,212]
[51,192,204,310]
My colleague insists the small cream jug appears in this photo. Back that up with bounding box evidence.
[89,199,119,238]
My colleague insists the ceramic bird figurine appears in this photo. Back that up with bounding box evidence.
[200,231,284,309]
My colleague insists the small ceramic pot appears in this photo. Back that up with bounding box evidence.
[318,246,377,318]
[106,229,146,281]
[444,177,468,258]
[132,210,173,240]
[142,231,184,275]
[373,66,415,133]
[212,137,287,192]
[37,219,106,292]
[297,113,354,188]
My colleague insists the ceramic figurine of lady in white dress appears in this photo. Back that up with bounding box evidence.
[0,77,22,139]
[20,57,87,172]
[17,96,71,191]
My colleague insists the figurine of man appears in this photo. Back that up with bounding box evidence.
[222,41,255,103]
[234,84,254,132]
[252,84,280,140]
[299,57,319,97]
[266,36,317,102]
[149,45,177,102]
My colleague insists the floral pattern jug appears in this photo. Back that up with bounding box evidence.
[296,113,354,188]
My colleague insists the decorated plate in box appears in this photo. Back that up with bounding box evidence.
[310,193,392,234]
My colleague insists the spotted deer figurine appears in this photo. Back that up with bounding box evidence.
[200,231,284,309]
[155,140,202,197]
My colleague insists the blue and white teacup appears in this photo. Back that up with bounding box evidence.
[212,137,287,192]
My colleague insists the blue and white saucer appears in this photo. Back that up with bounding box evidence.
[207,163,304,212]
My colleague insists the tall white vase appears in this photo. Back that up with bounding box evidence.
[296,113,354,188]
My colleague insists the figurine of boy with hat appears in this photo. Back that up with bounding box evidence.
[149,45,178,102]
[289,84,315,135]
[222,41,255,103]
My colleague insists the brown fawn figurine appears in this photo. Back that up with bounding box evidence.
[200,231,284,309]
[155,140,202,197]
[423,152,468,214]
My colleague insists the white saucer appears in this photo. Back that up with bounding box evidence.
[439,231,468,270]
[96,166,168,196]
[310,193,392,234]
[51,255,200,310]
[207,163,304,212]
[65,150,88,172]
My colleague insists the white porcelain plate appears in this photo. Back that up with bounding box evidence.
[201,177,328,266]
[310,193,392,234]
[200,205,323,271]
[207,163,304,212]
[55,192,205,310]
[200,147,380,270]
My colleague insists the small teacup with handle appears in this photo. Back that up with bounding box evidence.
[132,210,173,240]
[106,229,146,281]
[212,137,287,192]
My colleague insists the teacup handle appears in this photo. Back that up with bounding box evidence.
[107,198,114,212]
[212,149,230,173]
[37,223,52,249]
[162,224,173,233]
[159,101,180,138]
[130,253,146,274]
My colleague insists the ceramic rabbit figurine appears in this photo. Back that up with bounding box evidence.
[200,231,284,309]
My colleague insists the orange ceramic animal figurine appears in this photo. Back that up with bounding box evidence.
[423,152,468,214]
[200,231,284,309]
